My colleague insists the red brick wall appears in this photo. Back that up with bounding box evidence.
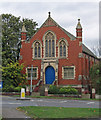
[19,25,98,90]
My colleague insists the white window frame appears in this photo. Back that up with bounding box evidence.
[32,40,42,59]
[57,38,68,58]
[62,66,75,79]
[26,67,38,80]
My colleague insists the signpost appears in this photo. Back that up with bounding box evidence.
[30,65,33,95]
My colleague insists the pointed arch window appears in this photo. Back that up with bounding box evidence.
[59,41,66,57]
[52,40,55,57]
[45,32,55,57]
[34,42,41,58]
[63,45,66,56]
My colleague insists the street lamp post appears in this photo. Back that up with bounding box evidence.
[30,65,33,95]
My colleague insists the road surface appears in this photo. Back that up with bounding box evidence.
[1,95,100,119]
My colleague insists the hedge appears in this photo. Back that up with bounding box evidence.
[48,85,78,95]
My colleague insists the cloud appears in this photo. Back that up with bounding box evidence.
[0,2,99,52]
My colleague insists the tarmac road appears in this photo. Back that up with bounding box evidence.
[1,95,101,119]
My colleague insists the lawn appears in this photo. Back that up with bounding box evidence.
[18,106,101,118]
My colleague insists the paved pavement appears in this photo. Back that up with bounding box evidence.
[1,95,101,119]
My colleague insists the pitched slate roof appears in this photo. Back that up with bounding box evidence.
[82,44,97,58]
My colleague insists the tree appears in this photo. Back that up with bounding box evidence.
[22,18,38,40]
[2,61,27,92]
[2,14,38,66]
[90,62,101,94]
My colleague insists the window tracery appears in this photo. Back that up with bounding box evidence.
[59,41,66,57]
[34,42,41,58]
[45,32,55,57]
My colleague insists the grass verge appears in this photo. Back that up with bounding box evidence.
[18,106,101,118]
[13,95,101,100]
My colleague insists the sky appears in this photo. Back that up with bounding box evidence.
[0,0,100,56]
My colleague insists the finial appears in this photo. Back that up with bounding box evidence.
[76,18,82,29]
[78,19,80,22]
[21,22,27,32]
[48,12,51,17]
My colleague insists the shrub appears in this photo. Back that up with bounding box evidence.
[48,85,59,94]
[14,86,21,92]
[2,84,25,92]
[59,87,78,94]
[48,85,78,95]
[2,84,15,92]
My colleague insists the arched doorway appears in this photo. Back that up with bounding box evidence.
[45,66,55,84]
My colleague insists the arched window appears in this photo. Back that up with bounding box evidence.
[38,46,40,57]
[52,40,55,57]
[63,45,66,57]
[59,41,66,57]
[45,32,55,57]
[35,46,37,58]
[34,42,41,58]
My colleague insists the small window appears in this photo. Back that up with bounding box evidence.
[59,41,66,57]
[60,45,62,57]
[27,67,38,79]
[49,40,51,57]
[38,47,40,57]
[63,67,74,79]
[34,42,41,58]
[35,47,37,58]
[45,40,48,57]
[52,40,55,57]
[63,45,66,57]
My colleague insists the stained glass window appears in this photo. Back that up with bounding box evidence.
[52,40,55,57]
[34,42,41,58]
[63,45,66,57]
[45,32,55,57]
[45,40,48,57]
[59,41,66,57]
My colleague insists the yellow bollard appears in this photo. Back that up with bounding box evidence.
[21,88,25,99]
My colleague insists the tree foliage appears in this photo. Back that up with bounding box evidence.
[2,61,27,92]
[2,14,38,66]
[1,14,38,91]
[90,62,101,94]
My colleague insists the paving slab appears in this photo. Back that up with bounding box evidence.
[2,107,31,119]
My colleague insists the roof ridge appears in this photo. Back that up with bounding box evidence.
[82,43,97,58]
[40,16,59,28]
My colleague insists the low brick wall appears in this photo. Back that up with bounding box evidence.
[95,94,101,99]
[31,92,40,96]
[82,94,90,99]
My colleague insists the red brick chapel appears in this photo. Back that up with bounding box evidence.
[19,12,98,94]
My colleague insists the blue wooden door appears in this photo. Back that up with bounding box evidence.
[45,66,55,84]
